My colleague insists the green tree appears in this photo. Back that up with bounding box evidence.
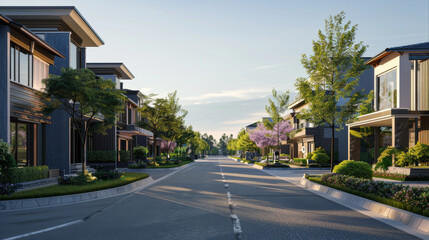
[295,11,367,171]
[137,92,185,164]
[41,68,124,174]
[176,125,195,160]
[236,129,258,158]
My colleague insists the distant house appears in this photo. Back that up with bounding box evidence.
[348,42,429,162]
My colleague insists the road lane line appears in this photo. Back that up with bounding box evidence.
[219,159,242,240]
[2,220,83,240]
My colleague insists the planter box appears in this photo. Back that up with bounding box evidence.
[387,167,429,176]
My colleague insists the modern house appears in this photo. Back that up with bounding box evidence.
[0,14,64,167]
[348,42,429,162]
[0,6,104,173]
[286,62,373,161]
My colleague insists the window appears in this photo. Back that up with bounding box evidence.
[10,122,29,167]
[377,69,397,110]
[10,44,33,87]
[69,41,80,69]
[33,56,49,91]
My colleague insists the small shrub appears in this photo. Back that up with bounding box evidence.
[58,171,96,185]
[333,160,372,179]
[311,152,330,163]
[396,152,414,167]
[409,142,429,165]
[314,147,327,154]
[375,147,402,171]
[0,183,17,195]
[0,140,16,184]
[133,146,149,160]
[306,152,314,160]
[93,170,122,180]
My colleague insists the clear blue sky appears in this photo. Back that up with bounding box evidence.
[1,0,428,140]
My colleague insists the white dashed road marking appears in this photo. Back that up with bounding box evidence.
[219,159,242,240]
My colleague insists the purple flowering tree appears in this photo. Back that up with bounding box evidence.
[161,140,177,159]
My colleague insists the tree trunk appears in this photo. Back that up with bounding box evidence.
[153,134,157,164]
[330,125,334,172]
[81,121,87,175]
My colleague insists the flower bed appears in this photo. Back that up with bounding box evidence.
[309,173,429,217]
[373,172,429,181]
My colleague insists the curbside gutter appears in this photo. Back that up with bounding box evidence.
[300,176,429,236]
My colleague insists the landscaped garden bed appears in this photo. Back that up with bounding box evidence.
[307,173,429,217]
[254,162,290,169]
[128,160,193,169]
[0,172,149,200]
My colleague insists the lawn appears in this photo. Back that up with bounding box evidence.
[0,172,149,201]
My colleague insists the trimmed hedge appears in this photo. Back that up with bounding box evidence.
[293,158,307,164]
[9,166,49,183]
[87,151,116,163]
[119,150,130,162]
[333,160,372,179]
[311,153,330,163]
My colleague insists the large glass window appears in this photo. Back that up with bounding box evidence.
[10,122,29,167]
[33,56,49,91]
[10,44,33,88]
[377,69,397,110]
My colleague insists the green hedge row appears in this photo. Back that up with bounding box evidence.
[87,151,116,163]
[9,166,49,183]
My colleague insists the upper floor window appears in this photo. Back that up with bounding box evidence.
[10,45,33,88]
[33,56,50,91]
[69,41,81,69]
[377,69,397,110]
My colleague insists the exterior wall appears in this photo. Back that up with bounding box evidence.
[0,24,10,143]
[92,127,116,151]
[373,52,412,110]
[43,32,72,173]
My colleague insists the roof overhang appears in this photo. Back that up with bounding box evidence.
[87,62,135,80]
[0,14,64,59]
[0,6,104,47]
[347,108,429,128]
[288,99,306,110]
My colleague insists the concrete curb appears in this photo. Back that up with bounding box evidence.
[300,176,429,235]
[0,177,154,211]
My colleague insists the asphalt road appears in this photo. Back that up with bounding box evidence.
[0,156,421,240]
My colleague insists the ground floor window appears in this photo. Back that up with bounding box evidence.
[10,122,29,166]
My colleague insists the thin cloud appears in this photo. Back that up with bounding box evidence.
[183,87,271,102]
[253,63,284,70]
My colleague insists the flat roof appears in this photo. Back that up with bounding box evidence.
[86,63,135,80]
[366,42,429,66]
[0,6,104,47]
[0,14,64,58]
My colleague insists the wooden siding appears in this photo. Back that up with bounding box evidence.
[420,116,429,144]
[10,82,50,123]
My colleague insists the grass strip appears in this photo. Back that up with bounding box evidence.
[307,177,429,218]
[0,172,149,201]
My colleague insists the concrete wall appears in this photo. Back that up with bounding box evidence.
[0,25,10,143]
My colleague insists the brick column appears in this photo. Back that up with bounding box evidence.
[348,126,360,161]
